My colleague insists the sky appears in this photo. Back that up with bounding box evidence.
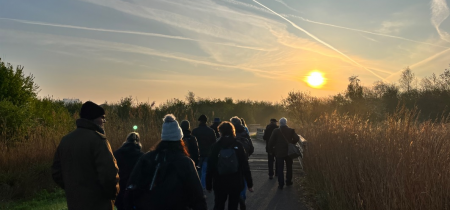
[1,0,450,105]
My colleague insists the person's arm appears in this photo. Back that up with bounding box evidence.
[292,129,300,144]
[191,136,200,166]
[245,133,254,156]
[184,159,207,210]
[94,139,120,200]
[238,145,253,189]
[268,129,278,154]
[263,125,270,141]
[206,144,218,191]
[51,144,64,189]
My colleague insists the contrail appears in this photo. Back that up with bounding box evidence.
[252,0,387,81]
[431,0,450,42]
[0,17,270,51]
[284,14,450,49]
[275,0,302,13]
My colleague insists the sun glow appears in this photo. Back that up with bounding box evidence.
[306,71,325,88]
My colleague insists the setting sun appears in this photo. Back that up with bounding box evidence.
[306,71,325,88]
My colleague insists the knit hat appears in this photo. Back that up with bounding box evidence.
[198,114,207,122]
[279,117,287,126]
[180,120,190,130]
[213,118,221,123]
[270,118,278,122]
[126,132,140,143]
[80,101,105,120]
[161,114,183,141]
[230,116,242,126]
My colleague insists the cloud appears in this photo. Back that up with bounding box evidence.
[431,0,450,42]
[375,20,407,34]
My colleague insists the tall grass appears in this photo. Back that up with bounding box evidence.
[300,108,450,210]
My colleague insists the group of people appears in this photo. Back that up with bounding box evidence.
[51,101,300,210]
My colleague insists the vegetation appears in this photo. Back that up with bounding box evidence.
[1,58,450,210]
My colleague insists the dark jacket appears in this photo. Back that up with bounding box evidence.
[182,129,200,166]
[263,122,279,152]
[234,124,254,156]
[268,126,300,158]
[124,148,207,210]
[205,136,253,193]
[113,142,144,209]
[210,122,221,138]
[52,119,119,210]
[192,123,217,157]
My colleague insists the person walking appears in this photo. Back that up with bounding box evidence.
[113,132,144,210]
[210,117,221,138]
[192,114,217,189]
[52,101,119,210]
[180,120,200,167]
[268,117,300,189]
[124,114,207,210]
[206,121,254,210]
[230,116,254,210]
[263,119,279,180]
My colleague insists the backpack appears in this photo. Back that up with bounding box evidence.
[217,147,239,175]
[236,132,254,156]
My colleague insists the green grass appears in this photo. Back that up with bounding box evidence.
[1,189,67,210]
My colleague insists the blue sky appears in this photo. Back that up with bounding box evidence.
[1,0,450,104]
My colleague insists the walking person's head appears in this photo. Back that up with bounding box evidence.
[198,114,208,123]
[240,118,247,127]
[218,121,236,138]
[270,118,278,124]
[279,117,287,127]
[156,114,189,156]
[230,116,242,127]
[180,120,190,131]
[80,101,106,128]
[125,132,142,147]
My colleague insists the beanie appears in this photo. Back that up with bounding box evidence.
[80,101,105,120]
[230,116,242,126]
[180,120,190,130]
[126,132,140,143]
[161,114,183,141]
[279,117,287,126]
[198,114,207,122]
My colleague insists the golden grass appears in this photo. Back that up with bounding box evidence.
[300,108,450,210]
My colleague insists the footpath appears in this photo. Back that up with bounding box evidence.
[205,137,311,210]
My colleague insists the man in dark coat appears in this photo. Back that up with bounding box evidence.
[181,120,200,166]
[192,114,217,189]
[206,121,253,210]
[52,101,119,210]
[263,119,279,179]
[113,132,144,210]
[268,117,300,189]
[210,117,221,138]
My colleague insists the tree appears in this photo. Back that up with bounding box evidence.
[399,67,415,92]
[346,76,363,101]
[0,58,39,106]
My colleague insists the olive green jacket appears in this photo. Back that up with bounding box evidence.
[52,119,119,210]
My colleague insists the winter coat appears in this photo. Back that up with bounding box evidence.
[205,136,253,193]
[263,122,279,152]
[182,129,200,166]
[210,122,221,138]
[124,149,207,210]
[192,123,217,157]
[52,118,119,210]
[234,124,254,156]
[113,142,144,209]
[268,126,300,158]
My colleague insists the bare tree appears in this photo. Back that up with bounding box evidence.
[399,67,415,92]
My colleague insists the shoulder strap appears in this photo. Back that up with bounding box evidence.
[279,128,291,144]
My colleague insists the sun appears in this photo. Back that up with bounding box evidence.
[306,71,325,88]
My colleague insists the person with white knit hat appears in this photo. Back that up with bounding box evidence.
[268,117,300,189]
[124,114,207,210]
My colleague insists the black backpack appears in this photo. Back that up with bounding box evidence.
[217,147,239,175]
[236,132,254,156]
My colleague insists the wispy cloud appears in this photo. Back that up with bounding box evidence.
[0,17,270,51]
[275,0,302,13]
[431,0,450,42]
[252,0,387,81]
[375,20,408,34]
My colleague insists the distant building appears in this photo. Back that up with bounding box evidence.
[63,98,81,105]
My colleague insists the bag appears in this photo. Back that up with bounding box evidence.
[236,132,254,156]
[217,147,239,175]
[280,129,302,159]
